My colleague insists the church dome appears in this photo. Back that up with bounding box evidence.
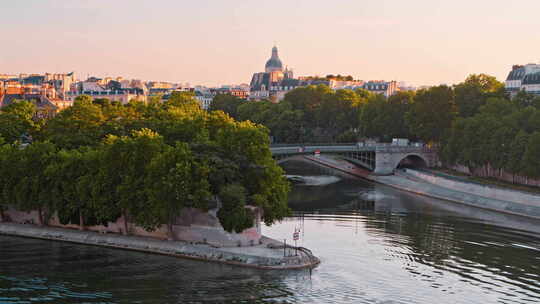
[265,46,283,72]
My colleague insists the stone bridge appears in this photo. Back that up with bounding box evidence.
[270,144,438,175]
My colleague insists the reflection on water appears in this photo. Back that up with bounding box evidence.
[286,175,341,186]
[1,160,540,303]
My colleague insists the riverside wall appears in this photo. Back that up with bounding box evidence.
[0,222,320,270]
[372,170,540,219]
[1,206,262,247]
[404,169,540,206]
[300,155,540,220]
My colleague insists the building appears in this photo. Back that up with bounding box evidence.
[521,73,540,95]
[249,46,302,102]
[66,75,149,104]
[0,85,63,119]
[0,74,74,116]
[362,80,398,97]
[66,89,146,104]
[506,64,540,96]
[328,79,365,89]
[195,90,213,110]
[210,87,249,99]
[0,74,17,80]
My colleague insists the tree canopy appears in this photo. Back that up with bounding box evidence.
[0,94,290,236]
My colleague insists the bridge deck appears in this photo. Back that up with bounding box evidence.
[270,145,431,155]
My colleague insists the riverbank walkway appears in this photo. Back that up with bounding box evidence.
[0,223,320,270]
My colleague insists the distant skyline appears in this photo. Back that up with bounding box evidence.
[1,0,540,86]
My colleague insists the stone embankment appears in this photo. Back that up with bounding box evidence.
[303,155,540,220]
[0,223,320,270]
[375,169,540,219]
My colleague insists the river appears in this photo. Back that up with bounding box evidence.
[1,160,540,303]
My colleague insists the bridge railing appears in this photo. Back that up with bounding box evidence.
[270,143,358,148]
[270,143,435,155]
[270,145,359,155]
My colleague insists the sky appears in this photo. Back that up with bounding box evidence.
[1,0,540,87]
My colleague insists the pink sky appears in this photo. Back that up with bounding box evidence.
[1,0,539,86]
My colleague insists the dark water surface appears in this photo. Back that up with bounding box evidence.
[1,160,540,303]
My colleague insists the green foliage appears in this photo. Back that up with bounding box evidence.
[233,73,540,184]
[523,132,540,178]
[233,85,367,143]
[359,94,388,140]
[41,97,106,148]
[167,91,200,110]
[442,90,540,181]
[217,184,254,233]
[209,94,245,119]
[406,85,456,143]
[145,142,211,232]
[2,93,290,233]
[454,74,505,117]
[99,128,166,230]
[0,100,38,143]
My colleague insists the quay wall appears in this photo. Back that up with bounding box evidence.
[373,171,540,219]
[298,155,540,219]
[0,223,320,270]
[404,169,540,206]
[1,206,262,247]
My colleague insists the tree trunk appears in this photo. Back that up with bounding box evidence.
[122,211,129,235]
[37,207,44,226]
[167,218,175,241]
[79,210,85,231]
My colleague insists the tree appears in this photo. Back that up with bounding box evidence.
[0,139,17,221]
[166,91,201,111]
[385,91,414,139]
[216,184,253,233]
[406,85,456,144]
[359,94,387,139]
[359,91,413,141]
[41,96,106,148]
[1,92,293,235]
[523,132,540,179]
[209,94,245,119]
[454,74,504,118]
[12,141,58,225]
[145,143,211,237]
[0,100,38,143]
[99,128,166,235]
[46,148,107,230]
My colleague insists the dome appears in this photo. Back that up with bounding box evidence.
[265,46,283,72]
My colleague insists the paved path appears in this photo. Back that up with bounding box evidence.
[0,223,320,270]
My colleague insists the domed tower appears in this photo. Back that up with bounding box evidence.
[265,46,283,73]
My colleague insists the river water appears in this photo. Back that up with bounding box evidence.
[1,160,540,303]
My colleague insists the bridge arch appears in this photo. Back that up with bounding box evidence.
[395,153,428,170]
